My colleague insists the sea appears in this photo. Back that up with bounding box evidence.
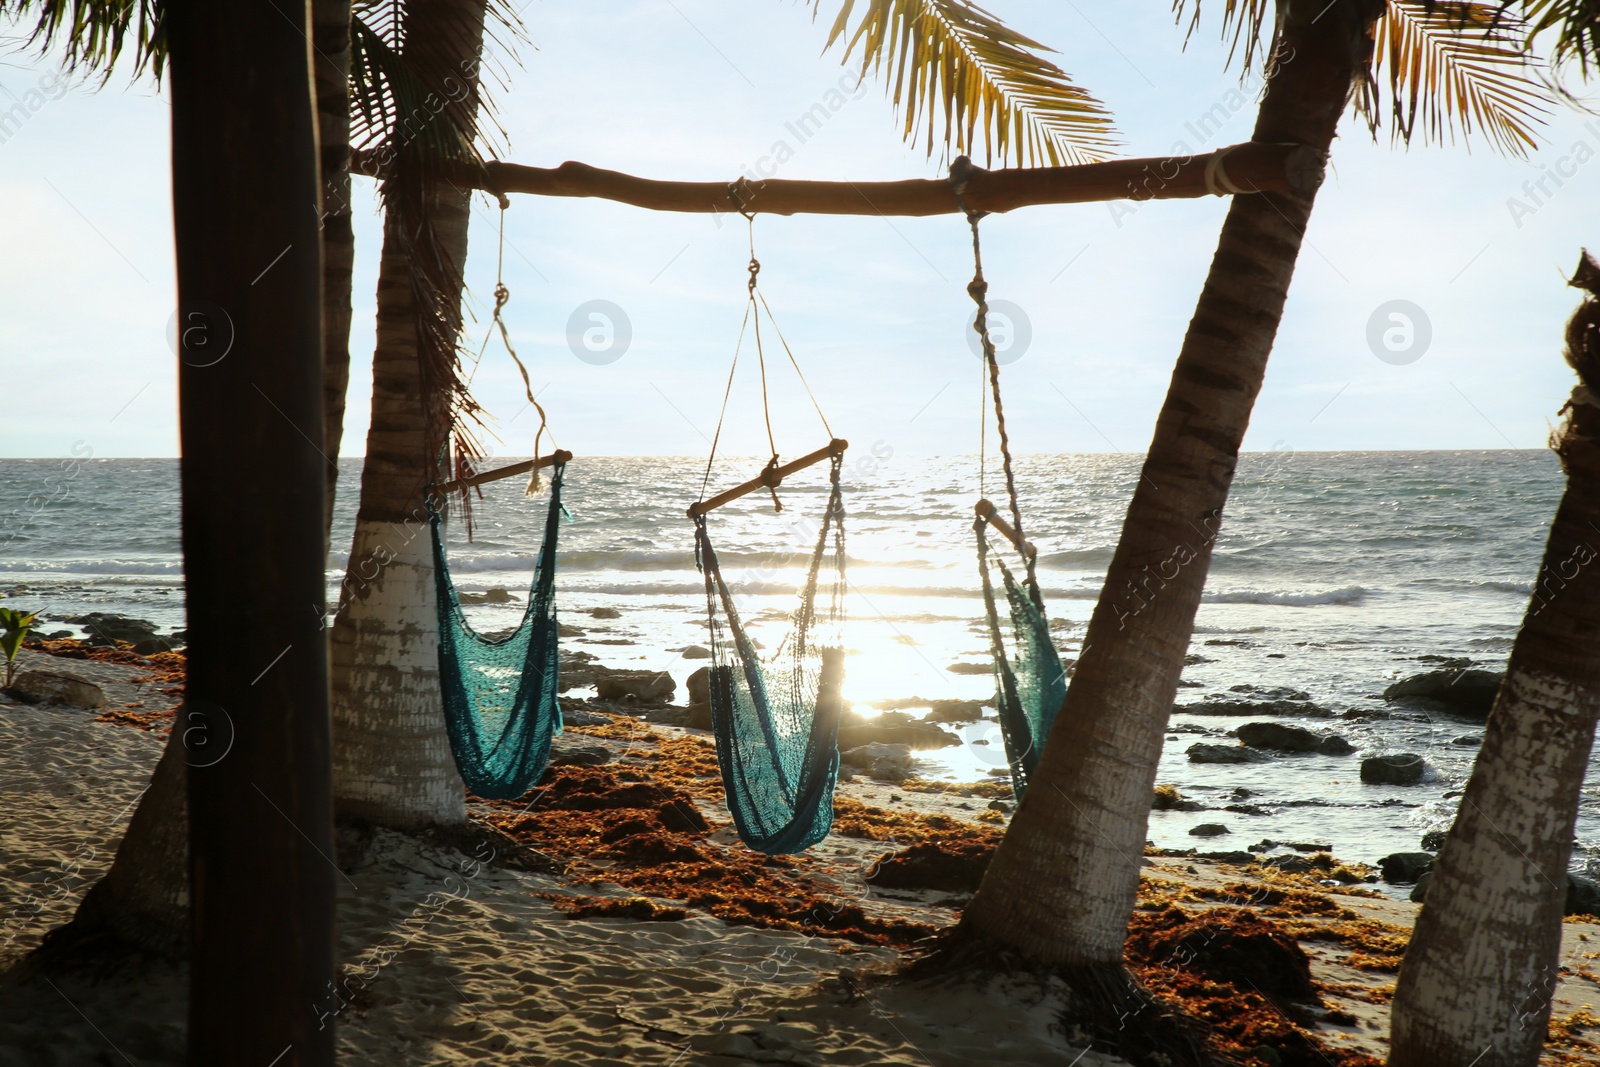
[3,450,1595,893]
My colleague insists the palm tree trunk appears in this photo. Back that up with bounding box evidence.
[62,729,188,957]
[316,0,355,547]
[167,0,334,1060]
[1388,257,1600,1067]
[961,0,1382,976]
[329,0,488,829]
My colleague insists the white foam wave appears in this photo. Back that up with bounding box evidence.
[1202,585,1368,607]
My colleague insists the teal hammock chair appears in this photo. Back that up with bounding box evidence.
[688,211,849,854]
[954,157,1068,799]
[428,451,571,800]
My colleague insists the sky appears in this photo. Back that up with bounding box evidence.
[2,2,1599,460]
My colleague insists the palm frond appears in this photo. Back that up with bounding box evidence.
[1172,0,1277,76]
[1521,0,1600,72]
[1175,1,1551,157]
[1372,1,1549,156]
[0,0,166,81]
[810,0,1117,166]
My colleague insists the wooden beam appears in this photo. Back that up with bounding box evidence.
[436,449,573,496]
[356,142,1322,216]
[689,439,848,518]
[976,499,1036,563]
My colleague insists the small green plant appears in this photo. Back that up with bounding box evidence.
[0,607,37,687]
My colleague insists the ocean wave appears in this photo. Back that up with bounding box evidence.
[0,559,184,576]
[1202,585,1368,607]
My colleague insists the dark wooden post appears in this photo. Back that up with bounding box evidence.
[169,0,335,1063]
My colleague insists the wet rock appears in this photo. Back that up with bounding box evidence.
[1190,823,1230,838]
[840,742,913,783]
[1178,698,1332,719]
[590,607,622,619]
[548,738,611,767]
[1420,830,1448,852]
[1184,653,1212,665]
[1410,871,1432,903]
[1229,684,1312,702]
[1567,874,1600,918]
[945,661,991,675]
[1264,855,1313,874]
[1186,743,1269,765]
[641,706,688,726]
[838,711,958,751]
[1152,784,1205,812]
[1451,734,1483,747]
[557,623,585,638]
[1378,852,1434,884]
[131,636,183,655]
[558,650,601,690]
[1236,721,1320,753]
[458,586,516,605]
[67,612,161,647]
[1198,850,1259,864]
[1384,668,1502,718]
[1224,803,1272,816]
[1316,734,1356,755]
[679,645,711,660]
[986,799,1012,814]
[559,705,612,728]
[922,699,987,724]
[682,703,712,731]
[595,670,675,704]
[685,666,710,707]
[6,670,106,709]
[1361,753,1426,785]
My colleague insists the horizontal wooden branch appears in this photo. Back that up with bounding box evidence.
[436,449,572,496]
[689,439,848,518]
[976,499,1037,563]
[353,142,1322,216]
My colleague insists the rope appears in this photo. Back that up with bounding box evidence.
[1203,145,1246,197]
[699,201,835,514]
[949,158,1042,610]
[478,194,549,494]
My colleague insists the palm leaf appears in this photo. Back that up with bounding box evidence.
[1373,1,1549,156]
[1521,0,1600,72]
[0,0,166,80]
[811,0,1118,166]
[1175,0,1551,157]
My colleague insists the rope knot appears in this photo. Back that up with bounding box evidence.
[967,278,988,302]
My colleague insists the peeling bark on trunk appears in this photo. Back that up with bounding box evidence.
[962,0,1383,969]
[1388,257,1600,1067]
[329,0,487,829]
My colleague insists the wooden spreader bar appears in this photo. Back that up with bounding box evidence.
[689,439,848,518]
[436,449,573,496]
[975,499,1036,563]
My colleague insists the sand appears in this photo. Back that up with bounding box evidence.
[2,644,1599,1066]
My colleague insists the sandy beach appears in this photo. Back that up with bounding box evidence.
[2,641,1599,1066]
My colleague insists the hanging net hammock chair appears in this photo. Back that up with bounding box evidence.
[428,454,570,800]
[689,207,849,854]
[953,157,1069,799]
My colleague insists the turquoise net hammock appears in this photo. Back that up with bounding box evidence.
[428,463,566,800]
[693,456,847,855]
[977,514,1066,800]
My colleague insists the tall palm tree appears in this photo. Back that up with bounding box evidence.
[328,0,501,827]
[1387,251,1600,1064]
[2,0,357,962]
[947,1,1545,1058]
[166,0,334,1054]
